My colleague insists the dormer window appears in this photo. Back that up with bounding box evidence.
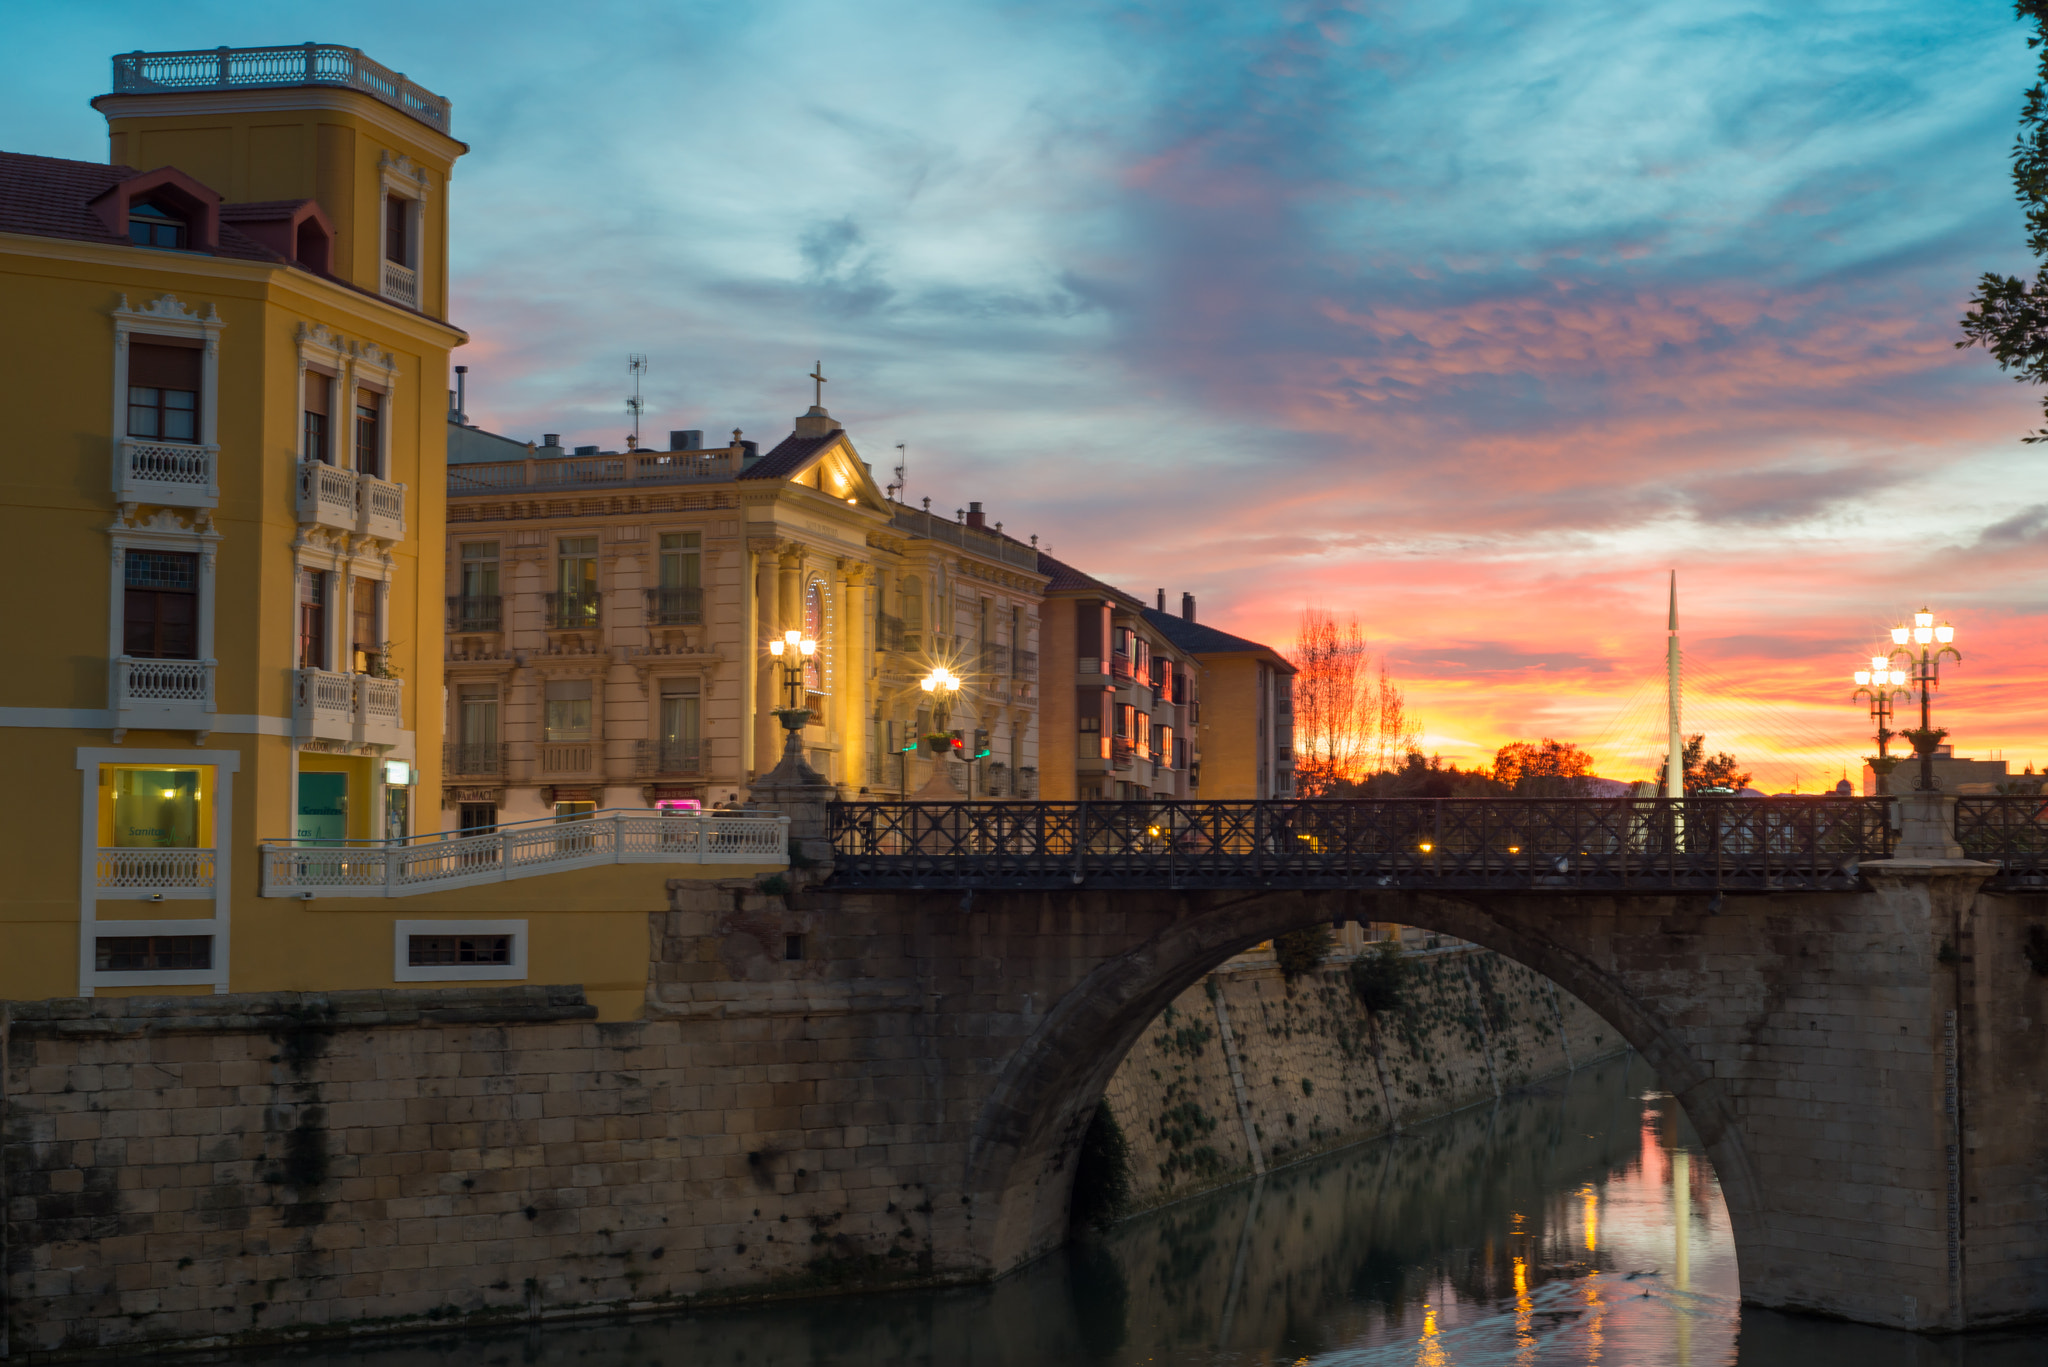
[128,201,186,250]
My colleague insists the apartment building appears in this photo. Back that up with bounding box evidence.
[0,47,782,1014]
[1036,555,1200,801]
[864,501,1046,799]
[1144,594,1296,799]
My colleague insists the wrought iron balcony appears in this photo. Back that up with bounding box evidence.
[645,586,703,626]
[115,438,217,508]
[446,594,502,633]
[538,741,598,777]
[637,738,704,776]
[296,461,406,540]
[443,741,503,776]
[1013,649,1037,678]
[544,591,602,631]
[111,45,453,133]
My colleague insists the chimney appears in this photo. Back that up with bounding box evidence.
[453,365,468,425]
[965,501,986,531]
[541,433,561,450]
[1181,593,1195,622]
[670,429,702,451]
[1156,588,1165,611]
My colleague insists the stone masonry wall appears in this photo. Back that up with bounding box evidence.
[1099,946,1622,1209]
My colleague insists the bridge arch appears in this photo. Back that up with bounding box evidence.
[959,888,1761,1287]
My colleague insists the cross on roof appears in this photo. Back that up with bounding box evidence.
[809,361,827,407]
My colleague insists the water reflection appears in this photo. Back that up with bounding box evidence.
[216,1056,2044,1367]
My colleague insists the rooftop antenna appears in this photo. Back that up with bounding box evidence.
[1664,571,1683,800]
[625,354,648,450]
[890,442,906,503]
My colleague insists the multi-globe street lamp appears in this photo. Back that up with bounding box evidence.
[1886,609,1960,794]
[766,628,818,764]
[1852,655,1910,795]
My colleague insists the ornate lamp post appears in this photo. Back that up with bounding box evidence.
[1853,655,1910,795]
[766,628,817,765]
[1888,609,1959,793]
[919,665,961,750]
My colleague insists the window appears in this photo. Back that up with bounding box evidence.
[354,388,382,477]
[351,579,381,675]
[545,679,592,741]
[460,687,498,746]
[303,370,332,462]
[394,919,526,982]
[1135,711,1152,758]
[660,684,700,770]
[297,568,327,669]
[1159,724,1175,768]
[1115,704,1132,739]
[458,802,498,833]
[123,550,198,659]
[803,579,826,692]
[127,201,187,249]
[784,933,805,962]
[127,341,201,441]
[96,935,211,971]
[899,576,922,631]
[297,770,348,843]
[102,765,209,848]
[460,542,499,598]
[554,800,596,822]
[555,536,598,625]
[654,531,702,624]
[408,934,510,967]
[385,194,410,264]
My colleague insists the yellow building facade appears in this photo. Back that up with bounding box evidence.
[1,46,779,1017]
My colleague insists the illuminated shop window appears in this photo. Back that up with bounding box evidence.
[99,765,213,848]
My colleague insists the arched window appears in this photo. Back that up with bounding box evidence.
[803,579,827,692]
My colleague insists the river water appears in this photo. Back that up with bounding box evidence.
[212,1055,2043,1367]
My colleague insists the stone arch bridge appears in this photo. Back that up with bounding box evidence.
[701,792,2048,1333]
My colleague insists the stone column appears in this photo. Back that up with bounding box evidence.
[747,539,778,781]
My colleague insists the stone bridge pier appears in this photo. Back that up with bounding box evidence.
[661,850,2048,1332]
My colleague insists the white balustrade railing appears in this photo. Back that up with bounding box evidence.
[447,449,743,496]
[116,438,217,506]
[116,656,213,705]
[261,809,789,897]
[297,461,406,539]
[362,473,406,535]
[382,260,419,308]
[112,45,452,132]
[294,667,357,739]
[97,847,216,889]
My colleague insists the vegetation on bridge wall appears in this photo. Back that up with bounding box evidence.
[1094,945,1621,1212]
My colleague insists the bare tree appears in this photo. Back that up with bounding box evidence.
[1289,608,1373,797]
[1372,662,1417,774]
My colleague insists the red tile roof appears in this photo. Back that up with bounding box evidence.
[0,150,277,261]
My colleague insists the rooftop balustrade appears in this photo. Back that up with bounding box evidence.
[448,448,742,497]
[111,45,451,133]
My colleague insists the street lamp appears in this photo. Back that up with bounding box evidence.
[1887,609,1960,793]
[1852,654,1911,794]
[766,628,818,762]
[919,665,961,741]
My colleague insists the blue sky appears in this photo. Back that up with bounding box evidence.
[7,1,2043,780]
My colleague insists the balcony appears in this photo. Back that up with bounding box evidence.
[114,437,217,509]
[637,738,703,777]
[382,259,419,309]
[95,847,216,894]
[1013,649,1037,678]
[446,594,502,633]
[545,591,602,631]
[538,741,599,778]
[645,586,703,627]
[294,668,405,746]
[261,809,789,898]
[1112,739,1135,771]
[1111,653,1135,682]
[112,45,453,134]
[443,741,503,776]
[978,643,1010,677]
[297,461,406,540]
[111,655,215,737]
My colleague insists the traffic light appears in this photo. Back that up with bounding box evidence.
[972,729,991,760]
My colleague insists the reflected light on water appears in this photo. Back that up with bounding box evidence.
[1415,1302,1447,1367]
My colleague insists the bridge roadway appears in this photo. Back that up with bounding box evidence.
[753,793,2048,1331]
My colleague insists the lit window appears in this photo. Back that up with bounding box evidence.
[99,764,212,848]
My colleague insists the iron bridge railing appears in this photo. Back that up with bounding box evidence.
[1954,795,2048,883]
[827,797,1897,892]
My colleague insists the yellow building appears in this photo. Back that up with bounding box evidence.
[0,45,780,1017]
[1142,596,1296,799]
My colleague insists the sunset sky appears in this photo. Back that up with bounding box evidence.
[10,1,2046,788]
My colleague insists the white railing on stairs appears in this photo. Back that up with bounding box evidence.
[260,808,789,897]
